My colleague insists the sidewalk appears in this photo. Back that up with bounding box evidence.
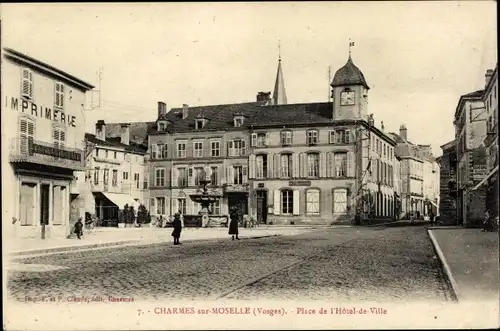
[428,227,499,304]
[7,226,314,257]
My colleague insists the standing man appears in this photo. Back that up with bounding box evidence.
[172,213,182,245]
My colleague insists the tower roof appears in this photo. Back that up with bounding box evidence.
[272,58,288,105]
[331,56,369,90]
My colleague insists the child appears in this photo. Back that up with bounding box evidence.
[74,218,84,240]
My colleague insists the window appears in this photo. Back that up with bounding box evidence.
[94,167,100,184]
[332,130,350,144]
[281,153,292,178]
[281,189,294,214]
[307,130,319,145]
[95,149,100,157]
[333,189,348,214]
[18,118,34,154]
[333,152,347,177]
[177,141,186,158]
[105,150,109,158]
[158,122,167,131]
[281,131,292,145]
[234,118,243,127]
[177,198,187,215]
[113,151,117,159]
[195,119,205,130]
[228,139,246,156]
[209,199,221,215]
[21,68,33,99]
[153,143,167,159]
[193,141,203,158]
[123,172,129,180]
[307,153,320,177]
[178,168,187,187]
[233,166,244,185]
[210,167,218,185]
[211,140,220,157]
[156,197,166,215]
[155,168,165,187]
[112,170,118,186]
[134,173,140,189]
[53,128,66,149]
[306,189,320,216]
[103,169,109,184]
[256,154,268,178]
[256,133,267,147]
[194,167,205,186]
[55,82,64,108]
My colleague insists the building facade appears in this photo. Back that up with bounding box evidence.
[77,121,148,225]
[454,86,488,226]
[438,139,458,225]
[2,48,94,239]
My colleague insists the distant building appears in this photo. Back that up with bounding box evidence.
[454,83,488,226]
[2,47,94,239]
[439,139,458,225]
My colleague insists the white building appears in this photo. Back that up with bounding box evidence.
[1,47,94,239]
[77,121,148,226]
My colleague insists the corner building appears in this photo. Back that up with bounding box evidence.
[1,48,94,238]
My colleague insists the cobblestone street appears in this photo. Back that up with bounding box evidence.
[7,225,453,303]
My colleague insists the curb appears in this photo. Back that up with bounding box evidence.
[427,229,459,302]
[9,233,287,258]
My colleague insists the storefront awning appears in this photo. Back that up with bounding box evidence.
[102,192,140,210]
[471,165,498,191]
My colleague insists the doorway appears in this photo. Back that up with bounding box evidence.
[20,183,36,226]
[227,193,248,217]
[256,190,268,224]
[40,184,50,225]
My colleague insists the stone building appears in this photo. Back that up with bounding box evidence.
[2,47,94,239]
[438,139,458,225]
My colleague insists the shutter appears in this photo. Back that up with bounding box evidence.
[327,152,333,178]
[320,152,326,178]
[292,153,300,178]
[251,133,257,147]
[205,166,210,181]
[267,153,274,178]
[22,68,30,97]
[60,84,64,108]
[172,168,178,187]
[188,167,194,186]
[53,129,60,148]
[293,190,300,215]
[228,141,233,157]
[165,197,170,216]
[242,166,248,184]
[227,166,234,184]
[152,144,157,159]
[172,198,178,216]
[274,153,280,179]
[241,140,246,156]
[347,152,355,177]
[280,131,285,144]
[55,83,60,106]
[265,133,270,146]
[273,189,281,215]
[29,71,33,98]
[60,131,66,146]
[249,154,256,179]
[300,153,307,178]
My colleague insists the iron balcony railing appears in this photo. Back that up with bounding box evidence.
[9,138,85,170]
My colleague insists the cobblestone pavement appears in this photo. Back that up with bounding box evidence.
[7,225,452,302]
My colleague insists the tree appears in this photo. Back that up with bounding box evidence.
[137,204,151,225]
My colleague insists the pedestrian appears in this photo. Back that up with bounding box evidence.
[229,207,240,240]
[482,210,491,232]
[158,215,164,228]
[410,212,415,224]
[171,212,182,245]
[74,217,84,240]
[429,211,435,226]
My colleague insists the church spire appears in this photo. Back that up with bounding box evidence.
[272,40,287,105]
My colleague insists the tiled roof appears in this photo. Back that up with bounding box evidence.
[151,101,334,133]
[331,56,369,90]
[461,89,484,98]
[105,122,155,145]
[85,133,147,154]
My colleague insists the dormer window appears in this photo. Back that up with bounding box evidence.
[157,120,168,132]
[233,113,246,128]
[195,119,205,130]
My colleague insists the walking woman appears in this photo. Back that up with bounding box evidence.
[172,212,182,245]
[229,207,240,240]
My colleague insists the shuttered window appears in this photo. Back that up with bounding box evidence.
[53,128,66,149]
[19,118,35,154]
[21,68,33,99]
[281,189,294,214]
[55,82,65,108]
[306,189,320,216]
[155,168,165,187]
[333,189,348,214]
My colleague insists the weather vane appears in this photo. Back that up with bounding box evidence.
[278,39,281,61]
[349,38,355,57]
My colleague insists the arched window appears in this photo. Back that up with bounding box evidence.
[333,188,348,214]
[281,189,294,214]
[306,189,320,216]
[307,153,320,177]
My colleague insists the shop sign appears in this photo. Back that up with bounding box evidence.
[6,96,77,128]
[289,180,311,186]
[30,142,82,162]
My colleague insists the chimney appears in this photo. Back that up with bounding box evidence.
[157,101,167,118]
[381,121,385,132]
[485,69,494,88]
[95,120,106,141]
[256,91,272,103]
[182,104,189,119]
[399,124,407,141]
[120,123,130,145]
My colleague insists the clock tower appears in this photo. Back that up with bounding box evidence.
[331,54,369,121]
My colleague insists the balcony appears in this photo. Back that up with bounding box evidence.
[9,138,85,171]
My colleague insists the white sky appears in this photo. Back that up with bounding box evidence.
[2,2,497,155]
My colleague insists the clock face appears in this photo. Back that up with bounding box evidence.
[341,91,355,106]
